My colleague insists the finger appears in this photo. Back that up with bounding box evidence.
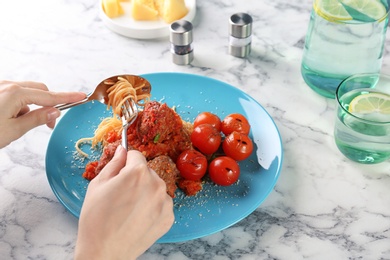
[123,178,174,246]
[16,81,49,91]
[17,105,30,117]
[115,150,149,182]
[46,118,57,129]
[19,88,86,107]
[0,80,49,91]
[9,107,61,141]
[143,196,174,236]
[125,150,147,167]
[94,145,127,182]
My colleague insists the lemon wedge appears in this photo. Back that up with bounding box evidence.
[340,0,387,21]
[349,92,390,114]
[314,0,352,21]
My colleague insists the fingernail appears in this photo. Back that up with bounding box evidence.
[114,145,123,156]
[47,109,60,121]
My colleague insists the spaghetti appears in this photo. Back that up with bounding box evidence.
[75,75,151,157]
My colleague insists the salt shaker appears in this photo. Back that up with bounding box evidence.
[170,20,194,65]
[229,13,252,58]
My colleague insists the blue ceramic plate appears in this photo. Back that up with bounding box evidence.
[46,72,283,243]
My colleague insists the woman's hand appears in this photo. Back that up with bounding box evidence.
[75,146,174,260]
[0,80,85,148]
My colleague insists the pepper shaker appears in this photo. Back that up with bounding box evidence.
[229,13,252,58]
[170,20,194,65]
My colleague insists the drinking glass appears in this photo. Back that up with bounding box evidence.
[334,73,390,164]
[301,0,390,98]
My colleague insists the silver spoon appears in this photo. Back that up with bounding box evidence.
[55,75,151,110]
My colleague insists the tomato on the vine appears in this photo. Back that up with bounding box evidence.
[221,113,250,136]
[193,112,222,132]
[191,124,221,155]
[222,131,254,161]
[176,150,208,181]
[208,156,240,186]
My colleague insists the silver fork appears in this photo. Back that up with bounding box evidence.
[121,98,138,150]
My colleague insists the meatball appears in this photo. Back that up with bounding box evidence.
[147,155,179,198]
[137,101,182,143]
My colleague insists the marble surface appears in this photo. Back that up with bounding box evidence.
[1,0,390,259]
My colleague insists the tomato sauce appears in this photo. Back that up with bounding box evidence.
[178,179,203,196]
[82,161,98,181]
[105,131,120,143]
[82,101,200,196]
[127,102,192,161]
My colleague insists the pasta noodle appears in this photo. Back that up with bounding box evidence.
[91,117,122,147]
[106,76,150,117]
[75,75,151,157]
[75,137,93,157]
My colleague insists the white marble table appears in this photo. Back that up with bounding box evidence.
[1,0,390,259]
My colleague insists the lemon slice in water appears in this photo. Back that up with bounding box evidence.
[314,0,352,21]
[349,92,390,114]
[340,0,387,21]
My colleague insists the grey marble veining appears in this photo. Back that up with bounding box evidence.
[1,0,390,259]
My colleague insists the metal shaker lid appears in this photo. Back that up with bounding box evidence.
[229,13,252,38]
[170,20,193,46]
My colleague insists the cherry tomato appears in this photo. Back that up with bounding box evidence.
[221,113,250,136]
[222,131,254,161]
[191,124,221,155]
[176,150,208,181]
[193,112,222,131]
[208,156,240,186]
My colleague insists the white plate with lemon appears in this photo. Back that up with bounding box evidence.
[100,0,197,39]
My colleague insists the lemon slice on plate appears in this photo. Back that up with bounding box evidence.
[314,0,352,21]
[349,92,390,114]
[340,0,387,21]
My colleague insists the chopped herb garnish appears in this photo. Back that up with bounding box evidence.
[153,134,161,143]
